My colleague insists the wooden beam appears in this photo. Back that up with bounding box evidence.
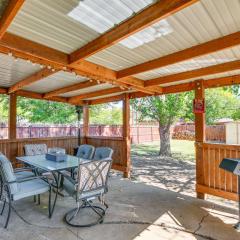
[145,60,240,87]
[122,93,131,178]
[88,94,125,105]
[0,0,25,39]
[69,0,198,63]
[118,31,240,78]
[0,87,7,94]
[69,87,126,104]
[8,68,56,93]
[16,90,71,104]
[44,80,97,99]
[204,75,240,89]
[8,93,17,139]
[0,34,154,94]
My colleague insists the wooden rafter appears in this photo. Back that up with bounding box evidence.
[0,33,155,94]
[69,87,126,104]
[0,87,7,94]
[8,68,57,93]
[88,94,125,105]
[145,60,240,87]
[0,0,25,39]
[69,0,198,64]
[118,31,240,78]
[44,80,98,99]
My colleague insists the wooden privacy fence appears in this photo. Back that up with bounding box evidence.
[196,142,239,201]
[0,124,226,143]
[172,124,226,142]
[0,136,128,174]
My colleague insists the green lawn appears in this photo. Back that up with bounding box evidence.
[131,139,195,162]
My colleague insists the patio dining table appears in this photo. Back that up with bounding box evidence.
[16,154,89,216]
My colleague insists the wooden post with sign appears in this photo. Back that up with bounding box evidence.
[194,80,206,199]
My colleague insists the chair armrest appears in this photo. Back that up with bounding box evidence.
[14,167,34,173]
[16,175,49,183]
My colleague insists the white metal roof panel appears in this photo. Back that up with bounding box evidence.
[8,0,154,54]
[87,0,240,70]
[23,71,88,93]
[0,53,42,88]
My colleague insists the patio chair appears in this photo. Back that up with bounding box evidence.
[76,144,95,159]
[93,147,113,160]
[24,144,48,156]
[62,158,112,227]
[0,152,35,200]
[0,153,53,228]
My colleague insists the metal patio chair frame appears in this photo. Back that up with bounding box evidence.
[62,158,112,227]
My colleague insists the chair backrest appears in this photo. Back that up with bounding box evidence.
[76,159,112,198]
[0,152,18,194]
[76,144,95,159]
[93,147,113,160]
[24,144,48,156]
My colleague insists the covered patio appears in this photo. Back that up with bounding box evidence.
[0,0,240,239]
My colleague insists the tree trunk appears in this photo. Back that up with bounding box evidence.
[159,123,171,157]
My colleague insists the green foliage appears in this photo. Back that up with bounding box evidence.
[0,94,8,122]
[184,88,240,124]
[131,94,187,127]
[90,103,122,125]
[0,95,122,125]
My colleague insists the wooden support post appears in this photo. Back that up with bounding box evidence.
[8,93,17,139]
[83,105,89,144]
[194,80,206,199]
[123,93,131,178]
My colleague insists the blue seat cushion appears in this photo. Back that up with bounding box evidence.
[93,147,113,160]
[12,179,50,201]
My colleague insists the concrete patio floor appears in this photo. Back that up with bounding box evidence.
[0,175,239,240]
[0,148,239,240]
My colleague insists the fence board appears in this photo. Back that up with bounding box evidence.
[197,142,239,201]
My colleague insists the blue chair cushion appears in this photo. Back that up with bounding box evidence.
[76,145,95,159]
[0,153,18,194]
[93,147,113,160]
[24,144,48,156]
[12,179,49,201]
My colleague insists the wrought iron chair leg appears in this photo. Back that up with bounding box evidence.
[4,189,11,228]
[0,177,2,200]
[38,194,40,205]
[0,198,6,215]
[33,195,36,203]
[48,186,52,218]
[64,200,106,227]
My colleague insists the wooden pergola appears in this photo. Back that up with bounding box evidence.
[0,0,239,201]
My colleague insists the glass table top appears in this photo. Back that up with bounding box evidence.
[16,154,89,172]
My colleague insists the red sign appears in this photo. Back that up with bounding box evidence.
[193,99,205,113]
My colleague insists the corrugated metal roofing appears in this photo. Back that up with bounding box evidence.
[160,69,240,87]
[0,53,42,88]
[135,46,240,80]
[60,83,115,97]
[23,71,88,93]
[8,0,154,54]
[87,0,240,70]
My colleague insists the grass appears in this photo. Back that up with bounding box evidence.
[131,139,195,162]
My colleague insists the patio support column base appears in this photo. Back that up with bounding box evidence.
[196,192,205,200]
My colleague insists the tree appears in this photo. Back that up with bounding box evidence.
[184,88,240,124]
[132,94,187,156]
